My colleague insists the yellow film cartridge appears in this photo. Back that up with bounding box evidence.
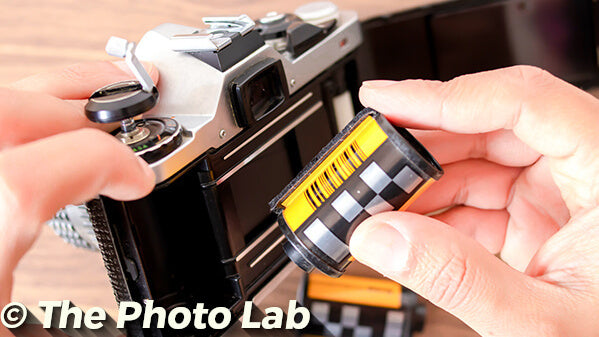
[270,108,443,277]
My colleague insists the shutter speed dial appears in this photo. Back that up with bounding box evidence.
[118,118,182,164]
[84,37,182,163]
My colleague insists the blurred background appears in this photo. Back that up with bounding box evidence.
[0,0,447,85]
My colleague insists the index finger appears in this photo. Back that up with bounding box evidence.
[0,61,159,148]
[359,65,599,159]
[9,60,159,100]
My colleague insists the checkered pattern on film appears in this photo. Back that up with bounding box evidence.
[300,159,423,263]
[310,301,407,337]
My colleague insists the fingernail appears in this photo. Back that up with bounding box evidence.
[349,220,409,272]
[136,156,155,181]
[361,80,397,89]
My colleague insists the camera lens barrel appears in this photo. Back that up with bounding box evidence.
[270,108,443,277]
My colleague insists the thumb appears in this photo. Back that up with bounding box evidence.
[349,211,559,336]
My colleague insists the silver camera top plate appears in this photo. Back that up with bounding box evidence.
[134,9,362,184]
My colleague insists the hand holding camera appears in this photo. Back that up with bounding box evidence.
[0,60,158,315]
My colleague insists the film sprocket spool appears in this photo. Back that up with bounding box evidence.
[270,108,443,277]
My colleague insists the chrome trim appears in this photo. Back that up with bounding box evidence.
[223,92,313,161]
[235,222,279,262]
[216,101,323,185]
[249,235,286,269]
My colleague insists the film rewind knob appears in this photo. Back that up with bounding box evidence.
[85,37,183,163]
[294,2,340,27]
[85,37,158,126]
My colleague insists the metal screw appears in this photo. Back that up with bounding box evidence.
[260,11,285,24]
[120,118,136,133]
[290,79,296,87]
[219,129,227,139]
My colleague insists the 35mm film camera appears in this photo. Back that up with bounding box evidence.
[48,1,599,336]
[60,3,364,336]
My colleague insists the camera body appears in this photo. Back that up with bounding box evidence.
[85,5,362,336]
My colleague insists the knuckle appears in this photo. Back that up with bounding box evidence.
[437,75,477,129]
[512,65,554,87]
[436,81,456,128]
[469,133,488,160]
[425,254,478,311]
[59,63,90,83]
[452,180,469,205]
[507,65,555,129]
[59,62,112,83]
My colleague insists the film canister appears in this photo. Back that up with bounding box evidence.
[270,108,443,277]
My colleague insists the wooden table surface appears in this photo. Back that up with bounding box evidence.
[0,0,450,85]
[2,0,476,336]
